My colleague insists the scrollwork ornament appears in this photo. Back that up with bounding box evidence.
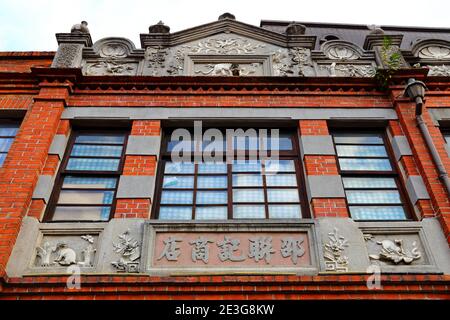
[111,230,141,273]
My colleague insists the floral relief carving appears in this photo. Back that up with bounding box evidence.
[326,45,359,60]
[183,38,266,55]
[86,60,137,75]
[194,63,260,76]
[98,43,128,58]
[272,49,293,76]
[323,228,349,272]
[52,44,80,68]
[427,64,450,76]
[418,46,450,60]
[145,46,168,75]
[111,230,141,273]
[289,47,313,76]
[323,63,376,77]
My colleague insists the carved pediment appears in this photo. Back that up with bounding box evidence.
[321,41,364,61]
[411,39,450,60]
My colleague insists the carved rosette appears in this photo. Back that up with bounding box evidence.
[418,46,450,60]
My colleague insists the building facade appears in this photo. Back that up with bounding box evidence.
[0,14,449,300]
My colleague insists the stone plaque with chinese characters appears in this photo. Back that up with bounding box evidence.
[153,232,310,267]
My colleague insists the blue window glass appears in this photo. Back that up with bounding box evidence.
[233,189,265,203]
[75,135,125,144]
[233,205,265,219]
[336,145,387,157]
[266,174,297,187]
[267,189,299,203]
[62,176,117,189]
[338,158,392,171]
[52,206,111,221]
[71,145,123,157]
[159,206,192,220]
[196,191,227,204]
[198,162,227,173]
[67,158,120,171]
[195,207,228,220]
[232,160,262,172]
[197,176,227,189]
[165,162,195,174]
[232,174,263,187]
[161,191,193,204]
[350,206,406,220]
[58,190,114,205]
[334,131,408,221]
[269,205,302,218]
[163,176,195,189]
[0,122,20,167]
[264,160,295,173]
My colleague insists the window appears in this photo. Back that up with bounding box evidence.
[0,121,20,166]
[332,131,410,221]
[443,131,450,145]
[153,128,308,220]
[45,131,128,222]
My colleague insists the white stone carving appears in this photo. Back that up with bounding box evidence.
[323,228,349,272]
[272,49,293,76]
[54,243,77,266]
[369,239,422,264]
[36,242,56,267]
[289,47,313,76]
[194,63,260,76]
[99,43,128,58]
[86,60,137,75]
[323,63,376,77]
[418,46,450,60]
[326,45,359,60]
[427,65,450,76]
[111,230,141,273]
[78,235,96,267]
[183,38,265,55]
[145,46,168,75]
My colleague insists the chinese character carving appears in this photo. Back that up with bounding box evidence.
[189,236,213,264]
[280,237,305,265]
[157,236,182,261]
[248,237,275,264]
[217,236,246,262]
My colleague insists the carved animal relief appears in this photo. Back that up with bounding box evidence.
[34,235,97,268]
[365,235,422,265]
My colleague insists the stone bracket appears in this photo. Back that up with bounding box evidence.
[406,175,430,204]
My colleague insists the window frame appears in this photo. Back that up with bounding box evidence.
[0,119,21,167]
[331,128,414,221]
[44,129,129,222]
[152,127,310,220]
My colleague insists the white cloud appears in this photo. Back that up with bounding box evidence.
[0,0,449,51]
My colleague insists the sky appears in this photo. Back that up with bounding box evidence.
[0,0,449,51]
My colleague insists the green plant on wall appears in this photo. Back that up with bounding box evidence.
[375,36,402,90]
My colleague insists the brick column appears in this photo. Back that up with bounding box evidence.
[114,121,161,219]
[298,120,348,218]
[390,87,450,243]
[387,120,433,219]
[0,75,70,277]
